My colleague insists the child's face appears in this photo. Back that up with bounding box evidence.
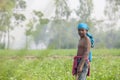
[78,28,87,37]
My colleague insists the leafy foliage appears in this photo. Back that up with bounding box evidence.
[0,49,120,79]
[0,0,15,11]
[104,0,120,20]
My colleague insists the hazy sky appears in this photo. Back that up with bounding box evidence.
[26,0,106,19]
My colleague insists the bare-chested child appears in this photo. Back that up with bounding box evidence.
[72,23,92,80]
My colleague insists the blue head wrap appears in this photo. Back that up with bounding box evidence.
[87,32,94,62]
[86,32,94,48]
[78,23,89,30]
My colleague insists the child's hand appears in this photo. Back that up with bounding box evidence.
[77,66,83,74]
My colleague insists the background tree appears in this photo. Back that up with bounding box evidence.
[46,0,72,49]
[54,0,71,20]
[25,10,49,49]
[0,0,15,49]
[75,0,93,22]
[100,0,120,48]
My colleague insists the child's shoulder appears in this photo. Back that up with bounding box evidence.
[84,36,90,42]
[83,36,91,45]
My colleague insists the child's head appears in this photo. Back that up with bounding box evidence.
[77,23,89,37]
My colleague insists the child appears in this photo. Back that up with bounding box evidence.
[72,23,94,80]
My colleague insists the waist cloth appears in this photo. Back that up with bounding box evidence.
[72,56,90,76]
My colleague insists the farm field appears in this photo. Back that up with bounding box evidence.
[0,49,120,80]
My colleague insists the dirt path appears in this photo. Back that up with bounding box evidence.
[0,55,73,60]
[0,55,119,60]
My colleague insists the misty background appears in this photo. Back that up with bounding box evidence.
[0,0,120,49]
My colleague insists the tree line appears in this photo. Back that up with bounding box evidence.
[0,0,120,49]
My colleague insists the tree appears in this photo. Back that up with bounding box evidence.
[47,19,78,49]
[0,0,15,11]
[25,10,49,49]
[0,0,27,49]
[75,0,93,22]
[0,0,16,49]
[25,20,34,49]
[104,0,120,21]
[45,0,72,49]
[54,0,71,20]
[104,0,120,32]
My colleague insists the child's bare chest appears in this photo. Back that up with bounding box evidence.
[78,39,85,48]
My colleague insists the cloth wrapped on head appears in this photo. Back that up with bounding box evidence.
[78,23,89,30]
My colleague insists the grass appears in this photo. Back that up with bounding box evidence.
[0,49,120,80]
